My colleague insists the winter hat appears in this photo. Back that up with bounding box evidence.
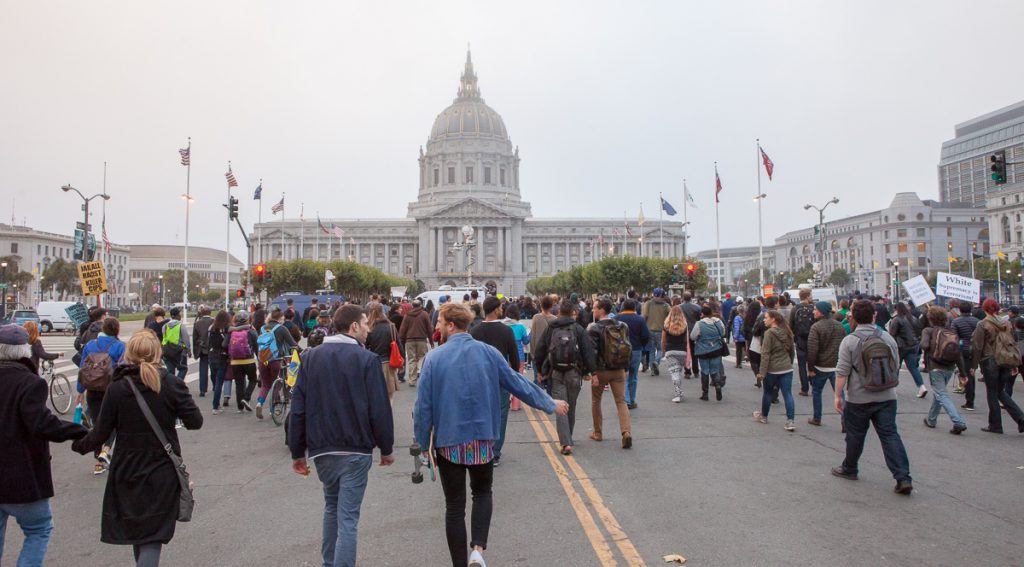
[653,288,665,297]
[234,311,250,324]
[0,324,29,345]
[438,295,449,304]
[814,301,833,316]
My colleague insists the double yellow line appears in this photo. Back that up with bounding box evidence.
[522,405,646,566]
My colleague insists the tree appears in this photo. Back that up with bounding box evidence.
[41,258,79,300]
[827,268,852,289]
[526,256,708,297]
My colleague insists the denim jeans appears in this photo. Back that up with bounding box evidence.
[625,350,642,405]
[795,338,809,393]
[649,331,663,367]
[842,400,912,483]
[315,453,373,567]
[494,387,511,459]
[197,355,209,394]
[899,346,925,388]
[210,358,228,410]
[810,371,836,420]
[762,371,795,420]
[162,354,188,380]
[980,358,1024,432]
[697,356,723,378]
[0,498,53,567]
[926,368,966,428]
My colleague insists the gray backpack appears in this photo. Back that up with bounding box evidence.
[853,328,898,392]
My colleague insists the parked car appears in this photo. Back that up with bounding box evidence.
[3,310,40,327]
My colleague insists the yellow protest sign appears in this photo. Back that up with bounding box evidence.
[77,261,108,296]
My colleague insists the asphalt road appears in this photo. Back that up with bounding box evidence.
[8,321,1024,566]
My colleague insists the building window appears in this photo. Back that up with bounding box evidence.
[1002,216,1011,243]
[447,167,455,184]
[465,166,474,184]
[946,217,951,222]
[916,242,926,252]
[10,243,17,254]
[884,230,889,239]
[433,168,439,186]
[500,168,506,186]
[946,227,952,237]
[484,166,492,184]
[885,244,891,254]
[916,228,925,237]
[897,229,907,238]
[37,244,41,254]
[916,213,924,221]
[917,257,927,267]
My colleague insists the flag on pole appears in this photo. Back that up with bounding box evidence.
[102,219,111,254]
[948,256,956,263]
[225,167,238,188]
[625,224,635,237]
[760,145,775,180]
[271,197,284,215]
[178,147,190,166]
[997,251,1007,259]
[318,215,329,234]
[661,197,678,216]
[333,225,345,238]
[612,228,621,238]
[300,203,304,221]
[685,181,697,208]
[598,229,604,244]
[638,205,645,226]
[253,183,262,200]
[714,166,723,203]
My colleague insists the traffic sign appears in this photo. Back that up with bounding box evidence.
[76,222,92,231]
[0,283,7,290]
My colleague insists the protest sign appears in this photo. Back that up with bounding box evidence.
[902,275,936,306]
[76,261,108,296]
[935,272,980,304]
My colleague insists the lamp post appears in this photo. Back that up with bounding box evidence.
[159,274,165,306]
[181,192,195,324]
[892,260,901,302]
[0,261,8,320]
[61,184,111,306]
[803,197,840,285]
[754,193,767,295]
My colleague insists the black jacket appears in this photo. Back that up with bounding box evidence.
[889,315,921,352]
[0,358,88,504]
[72,365,202,545]
[534,317,597,375]
[365,320,401,362]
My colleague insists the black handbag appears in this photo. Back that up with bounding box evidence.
[125,379,195,522]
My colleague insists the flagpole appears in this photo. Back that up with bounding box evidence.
[280,193,286,262]
[757,139,764,297]
[659,193,665,259]
[183,139,191,325]
[683,180,689,258]
[100,161,107,308]
[225,160,231,311]
[639,201,644,257]
[715,163,722,298]
[316,212,320,262]
[299,203,304,260]
[623,211,627,256]
[257,179,263,264]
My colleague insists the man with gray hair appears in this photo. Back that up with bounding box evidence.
[0,324,88,565]
[399,299,434,387]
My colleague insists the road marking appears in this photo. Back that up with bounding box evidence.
[523,405,618,566]
[534,412,646,566]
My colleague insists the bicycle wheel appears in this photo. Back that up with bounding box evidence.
[49,373,74,414]
[269,378,288,426]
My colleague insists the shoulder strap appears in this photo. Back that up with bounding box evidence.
[125,378,175,457]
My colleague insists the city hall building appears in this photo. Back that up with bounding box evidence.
[250,52,685,296]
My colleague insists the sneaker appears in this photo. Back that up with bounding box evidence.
[93,462,107,475]
[807,417,821,426]
[255,405,264,420]
[175,419,183,429]
[798,390,809,397]
[917,386,928,399]
[923,418,935,429]
[651,364,660,376]
[236,408,245,414]
[641,364,648,373]
[491,457,501,468]
[980,426,1003,434]
[950,424,967,435]
[1019,419,1024,434]
[212,408,222,415]
[961,404,975,411]
[831,466,858,480]
[627,402,638,410]
[223,396,231,408]
[621,433,632,449]
[469,549,487,567]
[671,396,682,403]
[199,392,206,397]
[753,411,767,424]
[97,447,111,466]
[604,384,610,391]
[241,400,253,412]
[952,386,964,394]
[894,481,914,495]
[784,420,795,432]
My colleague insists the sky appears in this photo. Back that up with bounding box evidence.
[3,0,1024,261]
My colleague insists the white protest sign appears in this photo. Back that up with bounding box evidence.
[902,275,936,305]
[935,272,980,303]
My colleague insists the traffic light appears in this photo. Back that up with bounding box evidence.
[253,263,266,283]
[228,197,239,220]
[991,150,1007,185]
[685,263,696,279]
[671,263,680,284]
[236,289,245,298]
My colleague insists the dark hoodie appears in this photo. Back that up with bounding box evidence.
[399,306,433,342]
[534,317,598,376]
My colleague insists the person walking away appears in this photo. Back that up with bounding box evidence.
[256,308,298,420]
[25,320,62,371]
[159,307,190,380]
[615,299,651,410]
[398,299,433,387]
[951,305,980,406]
[586,299,634,446]
[790,289,816,397]
[78,317,126,474]
[680,293,702,378]
[192,306,214,397]
[661,305,692,403]
[721,293,735,340]
[731,305,746,369]
[307,313,332,348]
[889,302,929,398]
[72,331,203,566]
[224,311,259,413]
[920,307,967,434]
[365,303,401,402]
[831,299,913,495]
[744,300,763,380]
[691,305,727,402]
[806,301,846,427]
[874,296,892,330]
[471,297,522,465]
[529,295,558,387]
[207,311,231,414]
[534,300,597,455]
[73,307,106,365]
[753,311,797,431]
[289,305,394,567]
[970,298,1024,434]
[300,298,319,338]
[0,324,88,567]
[641,288,670,376]
[143,304,161,330]
[414,303,568,567]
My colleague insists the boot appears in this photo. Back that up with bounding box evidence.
[651,363,660,376]
[699,374,710,401]
[715,386,723,401]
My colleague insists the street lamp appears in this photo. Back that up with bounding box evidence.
[753,194,767,296]
[61,184,111,305]
[158,274,165,306]
[0,261,7,320]
[803,197,840,284]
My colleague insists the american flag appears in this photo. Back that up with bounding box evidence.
[760,145,775,180]
[271,198,284,215]
[333,225,345,238]
[318,215,329,234]
[225,167,238,188]
[179,147,190,166]
[612,227,621,238]
[715,166,723,203]
[625,223,635,237]
[102,219,111,254]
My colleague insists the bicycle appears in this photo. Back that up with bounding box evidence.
[40,359,73,415]
[268,355,293,427]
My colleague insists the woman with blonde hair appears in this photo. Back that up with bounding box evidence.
[73,331,202,566]
[661,305,692,403]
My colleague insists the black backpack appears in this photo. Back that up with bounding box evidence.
[793,304,815,338]
[548,325,579,371]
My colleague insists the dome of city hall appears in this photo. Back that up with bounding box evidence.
[429,51,509,142]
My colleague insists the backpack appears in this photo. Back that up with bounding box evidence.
[307,327,328,348]
[228,329,253,360]
[258,323,283,365]
[548,325,579,371]
[79,341,114,392]
[984,319,1022,369]
[793,304,815,338]
[161,321,185,360]
[600,321,632,370]
[930,327,961,366]
[853,328,899,392]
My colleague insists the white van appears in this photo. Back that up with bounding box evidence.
[36,301,81,333]
[416,285,487,308]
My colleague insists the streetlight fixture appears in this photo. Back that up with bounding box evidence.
[61,184,111,306]
[803,197,840,284]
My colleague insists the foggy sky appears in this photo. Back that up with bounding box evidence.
[3,0,1023,262]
